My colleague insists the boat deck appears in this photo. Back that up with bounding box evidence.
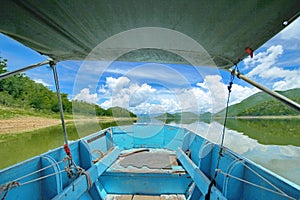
[107,148,186,174]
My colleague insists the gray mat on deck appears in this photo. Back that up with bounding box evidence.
[119,151,173,169]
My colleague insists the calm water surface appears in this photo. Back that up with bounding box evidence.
[173,118,300,186]
[0,118,299,185]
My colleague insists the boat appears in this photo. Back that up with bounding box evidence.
[0,1,300,199]
[0,124,299,200]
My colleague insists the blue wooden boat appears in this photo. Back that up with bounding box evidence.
[0,1,300,199]
[0,124,299,199]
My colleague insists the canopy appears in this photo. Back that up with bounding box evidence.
[0,0,299,68]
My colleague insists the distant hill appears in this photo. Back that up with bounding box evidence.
[215,88,300,117]
[106,106,136,118]
[199,112,213,123]
[155,112,203,124]
[72,101,136,118]
[156,112,199,120]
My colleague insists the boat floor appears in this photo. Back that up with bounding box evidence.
[107,148,186,174]
[105,194,186,200]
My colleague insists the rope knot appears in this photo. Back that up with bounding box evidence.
[227,82,233,92]
[218,147,224,157]
[0,181,19,193]
[0,181,19,200]
[63,156,75,178]
[76,166,92,191]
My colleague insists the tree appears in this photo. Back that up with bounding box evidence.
[0,57,7,92]
[0,56,7,73]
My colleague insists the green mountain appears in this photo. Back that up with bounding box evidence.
[199,112,213,123]
[106,106,136,118]
[155,112,201,124]
[156,112,199,119]
[215,88,300,117]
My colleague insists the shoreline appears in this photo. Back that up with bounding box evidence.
[1,115,298,135]
[232,115,300,119]
[0,116,136,135]
[213,115,300,119]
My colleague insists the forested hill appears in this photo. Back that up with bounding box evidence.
[0,57,136,118]
[215,88,300,117]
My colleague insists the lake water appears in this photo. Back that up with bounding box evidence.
[172,118,300,186]
[0,118,299,185]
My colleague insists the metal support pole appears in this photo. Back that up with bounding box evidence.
[228,69,300,113]
[0,60,50,80]
[50,61,69,145]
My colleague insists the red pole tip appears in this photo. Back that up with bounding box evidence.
[245,47,254,58]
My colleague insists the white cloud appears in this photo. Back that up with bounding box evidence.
[75,74,258,114]
[73,88,98,104]
[137,76,255,113]
[160,98,181,113]
[106,76,130,94]
[129,83,156,107]
[99,76,156,110]
[272,72,300,90]
[100,98,112,109]
[128,90,182,114]
[98,85,107,94]
[196,75,227,112]
[33,78,52,87]
[244,45,300,90]
[194,75,258,112]
[245,45,283,77]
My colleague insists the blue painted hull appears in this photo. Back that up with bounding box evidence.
[0,124,299,199]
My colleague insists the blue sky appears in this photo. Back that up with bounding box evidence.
[0,17,299,114]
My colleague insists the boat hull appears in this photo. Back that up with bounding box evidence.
[0,124,299,199]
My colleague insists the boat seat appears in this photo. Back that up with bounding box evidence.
[100,148,192,195]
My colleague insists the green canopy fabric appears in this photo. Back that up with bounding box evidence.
[0,0,299,68]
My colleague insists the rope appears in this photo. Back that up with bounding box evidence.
[205,65,238,200]
[226,151,289,197]
[18,170,66,186]
[0,157,69,197]
[217,169,296,200]
[92,149,104,163]
[14,159,93,191]
[0,155,92,198]
[76,167,93,191]
[69,159,93,191]
[64,156,76,178]
[0,182,19,200]
[0,170,66,199]
[9,159,64,184]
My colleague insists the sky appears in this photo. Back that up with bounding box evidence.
[0,17,299,115]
